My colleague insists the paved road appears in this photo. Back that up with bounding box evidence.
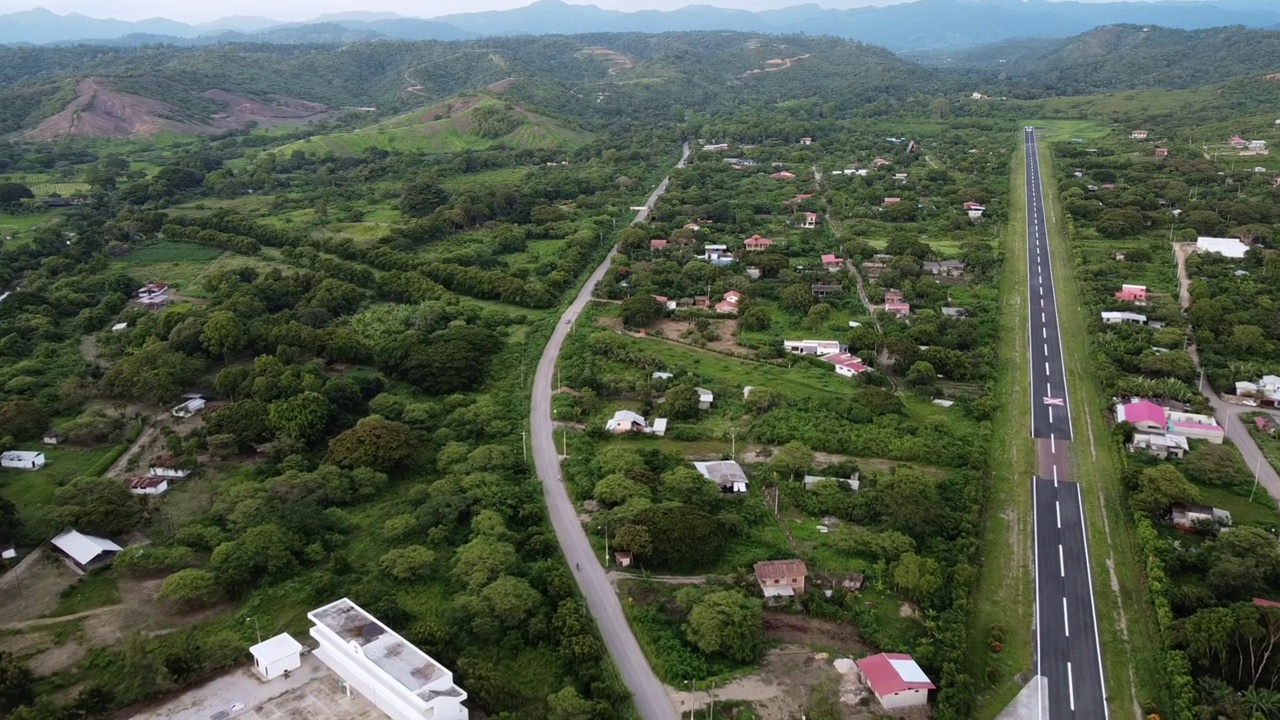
[529,142,688,720]
[1023,127,1109,720]
[1173,244,1280,503]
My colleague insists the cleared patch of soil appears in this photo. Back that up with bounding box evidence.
[579,47,635,75]
[27,641,87,676]
[764,613,870,656]
[25,78,331,141]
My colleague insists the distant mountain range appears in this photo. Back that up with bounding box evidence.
[11,0,1280,51]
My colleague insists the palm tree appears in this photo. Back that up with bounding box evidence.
[1242,686,1279,720]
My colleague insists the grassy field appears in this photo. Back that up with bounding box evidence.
[0,446,117,539]
[1024,119,1112,143]
[970,138,1038,720]
[113,244,297,296]
[30,182,90,197]
[441,167,530,194]
[1197,484,1280,529]
[0,210,59,247]
[48,569,121,617]
[1037,141,1163,716]
[279,99,594,157]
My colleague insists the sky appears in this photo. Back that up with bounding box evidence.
[4,0,903,24]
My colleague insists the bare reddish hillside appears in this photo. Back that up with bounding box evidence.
[24,78,332,141]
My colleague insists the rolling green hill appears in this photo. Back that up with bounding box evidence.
[277,93,594,155]
[940,25,1280,95]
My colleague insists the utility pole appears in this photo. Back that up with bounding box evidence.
[601,524,609,565]
[521,430,528,464]
[1251,454,1263,503]
[730,427,736,458]
[562,430,567,458]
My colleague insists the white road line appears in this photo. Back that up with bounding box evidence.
[1051,434,1055,453]
[1048,407,1054,424]
[1059,545,1065,577]
[1068,662,1075,711]
[1077,483,1111,719]
[1039,286,1043,296]
[1041,312,1046,322]
[1043,328,1047,339]
[1056,500,1061,528]
[1052,465,1057,482]
[1045,362,1050,374]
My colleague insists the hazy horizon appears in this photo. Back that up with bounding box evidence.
[0,0,1193,24]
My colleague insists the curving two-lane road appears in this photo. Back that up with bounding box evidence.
[529,143,688,720]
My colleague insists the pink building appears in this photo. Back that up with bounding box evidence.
[823,352,869,378]
[770,171,796,180]
[744,235,774,251]
[650,238,669,250]
[1114,284,1147,303]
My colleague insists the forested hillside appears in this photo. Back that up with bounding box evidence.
[0,33,949,137]
[938,24,1280,96]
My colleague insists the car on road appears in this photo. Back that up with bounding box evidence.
[564,318,571,324]
[229,702,245,713]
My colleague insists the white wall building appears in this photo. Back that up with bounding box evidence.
[1101,311,1147,325]
[309,598,468,720]
[1197,236,1248,258]
[171,398,207,418]
[128,476,170,496]
[149,465,192,479]
[856,652,934,710]
[250,633,303,681]
[695,387,714,409]
[0,451,45,470]
[783,339,842,356]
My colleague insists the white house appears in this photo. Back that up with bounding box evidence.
[692,460,748,493]
[695,387,714,410]
[1129,432,1189,459]
[170,397,206,419]
[856,653,934,710]
[309,598,469,720]
[128,476,170,496]
[50,529,122,573]
[823,352,869,378]
[651,418,668,437]
[1101,311,1147,325]
[605,410,648,434]
[1167,410,1225,444]
[148,460,192,479]
[250,633,303,681]
[652,371,674,381]
[1197,236,1248,259]
[783,339,842,356]
[0,451,45,470]
[111,322,128,332]
[1,544,16,560]
[803,473,860,492]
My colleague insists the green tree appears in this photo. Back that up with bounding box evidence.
[400,178,449,218]
[379,545,436,580]
[872,470,938,541]
[905,360,937,391]
[1131,465,1200,517]
[452,536,520,591]
[664,384,702,420]
[613,523,654,560]
[546,686,600,720]
[684,589,764,663]
[1209,527,1280,601]
[593,473,651,507]
[158,568,222,610]
[0,650,36,713]
[892,552,942,602]
[771,441,814,481]
[1183,444,1251,488]
[200,311,247,361]
[325,416,419,471]
[54,476,141,536]
[781,283,813,314]
[1095,208,1143,238]
[620,294,664,327]
[0,400,49,440]
[480,575,542,627]
[659,467,720,509]
[804,303,833,330]
[204,399,270,448]
[101,342,204,404]
[0,183,33,206]
[267,392,331,443]
[739,305,772,332]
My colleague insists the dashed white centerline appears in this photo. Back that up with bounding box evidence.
[1056,500,1061,528]
[1059,546,1065,577]
[1068,662,1075,711]
[1045,362,1050,374]
[1042,328,1047,339]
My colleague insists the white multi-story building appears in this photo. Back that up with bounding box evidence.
[309,598,468,720]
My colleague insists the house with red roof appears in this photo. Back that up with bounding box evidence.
[801,212,819,229]
[883,197,901,205]
[1155,147,1169,157]
[743,235,774,251]
[1230,135,1247,148]
[799,137,813,145]
[753,559,807,601]
[856,653,934,710]
[769,171,796,180]
[1113,399,1166,433]
[715,291,742,315]
[1114,284,1148,304]
[1102,183,1116,190]
[823,352,869,378]
[883,290,909,317]
[821,253,842,271]
[650,239,669,250]
[787,193,813,206]
[1131,130,1148,139]
[1254,598,1280,609]
[872,158,891,166]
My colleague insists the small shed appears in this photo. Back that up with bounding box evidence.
[1,544,16,560]
[614,551,633,568]
[128,476,170,496]
[42,432,60,446]
[695,387,714,410]
[250,633,303,681]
